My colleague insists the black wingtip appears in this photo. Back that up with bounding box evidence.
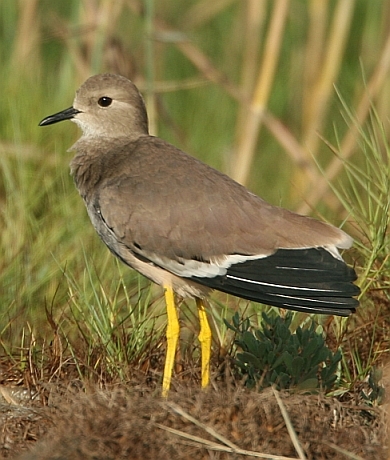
[191,248,360,316]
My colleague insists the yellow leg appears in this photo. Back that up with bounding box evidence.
[162,286,179,397]
[196,298,211,388]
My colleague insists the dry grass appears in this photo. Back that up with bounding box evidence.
[0,384,386,460]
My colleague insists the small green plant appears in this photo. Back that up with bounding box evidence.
[226,312,341,391]
[360,367,385,407]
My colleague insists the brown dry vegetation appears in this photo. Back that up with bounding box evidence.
[0,385,386,460]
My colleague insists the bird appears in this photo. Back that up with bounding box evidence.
[39,73,360,395]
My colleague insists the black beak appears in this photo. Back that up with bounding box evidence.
[39,106,81,126]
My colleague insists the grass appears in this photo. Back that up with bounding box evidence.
[0,0,389,403]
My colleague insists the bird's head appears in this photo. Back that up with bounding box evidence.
[39,74,149,140]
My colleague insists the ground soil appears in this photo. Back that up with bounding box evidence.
[0,374,387,460]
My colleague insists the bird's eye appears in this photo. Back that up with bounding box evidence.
[98,96,113,107]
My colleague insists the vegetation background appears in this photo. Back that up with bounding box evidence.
[0,0,389,393]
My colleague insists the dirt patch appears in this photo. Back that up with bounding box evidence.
[0,383,386,460]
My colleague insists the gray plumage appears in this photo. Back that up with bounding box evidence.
[39,73,359,315]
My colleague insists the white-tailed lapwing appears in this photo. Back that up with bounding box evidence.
[39,74,360,395]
